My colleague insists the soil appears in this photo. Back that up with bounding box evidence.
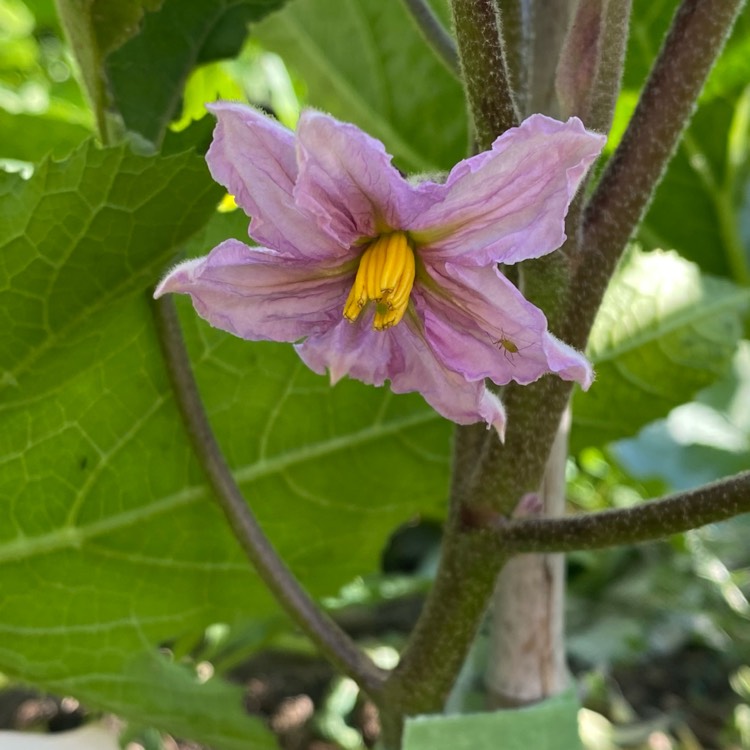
[0,641,741,750]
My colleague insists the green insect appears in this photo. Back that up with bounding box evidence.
[492,332,523,362]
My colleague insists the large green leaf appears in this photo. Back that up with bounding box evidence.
[403,691,581,750]
[0,142,451,747]
[0,139,222,372]
[254,0,467,172]
[571,248,749,451]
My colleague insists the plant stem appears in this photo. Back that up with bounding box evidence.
[450,0,519,148]
[152,297,387,695]
[571,0,746,348]
[379,508,508,741]
[555,0,633,131]
[495,0,532,115]
[495,471,750,553]
[528,0,576,116]
[463,378,576,516]
[588,0,633,133]
[401,0,460,77]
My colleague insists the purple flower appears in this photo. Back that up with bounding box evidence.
[155,103,605,437]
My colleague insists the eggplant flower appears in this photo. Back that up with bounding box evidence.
[155,102,605,437]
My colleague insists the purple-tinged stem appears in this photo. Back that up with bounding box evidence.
[152,297,387,696]
[450,0,519,148]
[496,471,750,553]
[401,0,460,77]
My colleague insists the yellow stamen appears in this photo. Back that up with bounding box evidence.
[374,304,400,330]
[343,232,416,330]
[366,237,387,300]
[379,233,410,293]
[386,243,416,311]
[342,261,369,321]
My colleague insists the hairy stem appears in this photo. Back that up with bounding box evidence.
[465,378,576,516]
[588,0,633,133]
[379,509,508,745]
[152,297,387,695]
[495,0,532,115]
[555,0,632,131]
[450,0,519,148]
[401,0,460,77]
[528,0,576,115]
[496,471,750,553]
[571,0,745,348]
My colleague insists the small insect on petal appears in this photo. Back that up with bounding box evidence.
[491,330,532,365]
[494,336,519,354]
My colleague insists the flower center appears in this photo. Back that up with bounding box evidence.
[343,232,416,331]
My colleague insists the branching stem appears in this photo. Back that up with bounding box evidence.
[152,297,387,696]
[496,471,750,553]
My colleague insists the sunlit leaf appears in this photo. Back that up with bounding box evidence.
[614,341,750,489]
[571,248,749,451]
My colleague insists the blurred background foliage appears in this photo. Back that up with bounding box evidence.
[2,0,750,748]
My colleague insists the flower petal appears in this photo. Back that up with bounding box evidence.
[296,310,506,435]
[206,102,338,261]
[154,239,350,342]
[411,115,606,265]
[295,311,395,386]
[419,262,593,388]
[388,321,506,436]
[294,110,428,245]
[543,333,595,389]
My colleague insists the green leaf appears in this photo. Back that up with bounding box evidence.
[118,652,279,749]
[0,110,91,161]
[637,96,748,281]
[623,0,749,101]
[55,0,287,144]
[0,145,451,746]
[403,690,581,750]
[619,1,750,282]
[614,340,750,490]
[571,248,749,451]
[254,0,467,172]
[621,0,677,93]
[55,0,164,136]
[105,0,289,145]
[0,139,223,374]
